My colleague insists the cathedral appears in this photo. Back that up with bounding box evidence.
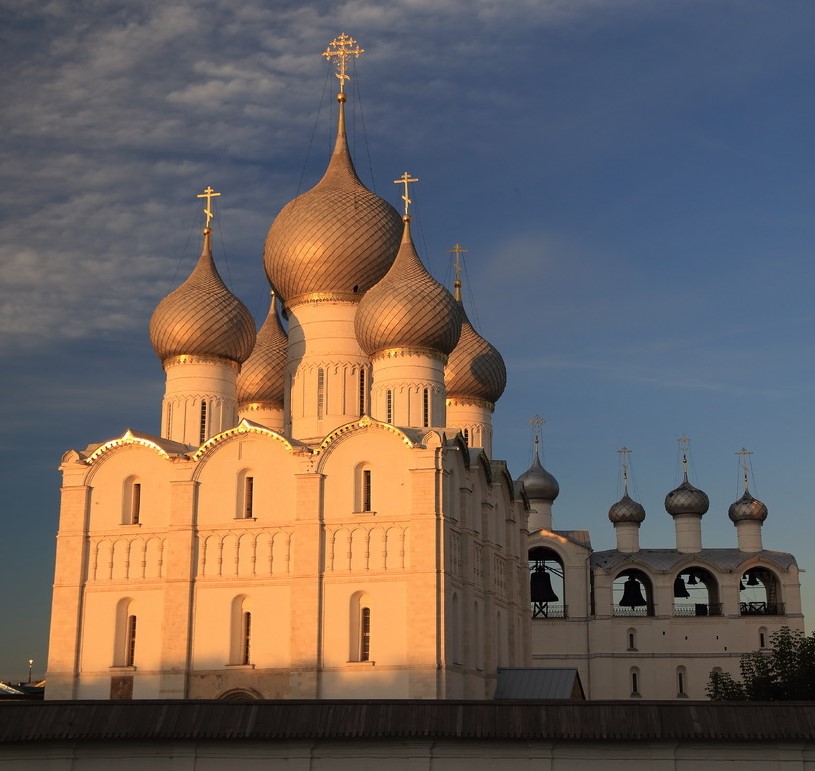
[45,35,803,702]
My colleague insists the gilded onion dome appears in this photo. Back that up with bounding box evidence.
[149,228,255,364]
[728,489,768,522]
[236,293,288,407]
[445,294,507,403]
[263,95,402,307]
[608,494,646,524]
[665,473,710,517]
[355,217,462,356]
[518,443,560,502]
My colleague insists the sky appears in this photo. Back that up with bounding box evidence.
[1,0,815,682]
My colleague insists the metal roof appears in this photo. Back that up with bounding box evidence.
[2,700,815,743]
[591,548,797,574]
[495,668,584,700]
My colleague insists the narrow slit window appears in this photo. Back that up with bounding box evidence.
[166,404,172,437]
[362,469,372,512]
[242,611,252,665]
[126,615,137,667]
[199,400,207,445]
[463,428,469,446]
[422,388,429,427]
[360,607,371,661]
[358,369,366,416]
[317,368,325,419]
[131,483,141,525]
[677,669,686,696]
[244,476,254,519]
[631,670,639,695]
[386,390,393,424]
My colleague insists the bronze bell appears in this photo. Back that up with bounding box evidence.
[673,575,690,598]
[531,567,559,604]
[746,572,760,587]
[619,576,647,607]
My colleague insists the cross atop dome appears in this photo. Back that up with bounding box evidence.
[737,447,754,492]
[197,186,221,229]
[394,172,418,218]
[448,243,468,299]
[322,33,364,95]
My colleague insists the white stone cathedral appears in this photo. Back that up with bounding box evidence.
[46,35,804,702]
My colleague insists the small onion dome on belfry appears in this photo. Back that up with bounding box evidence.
[664,437,710,517]
[518,434,560,503]
[149,224,255,365]
[355,176,462,357]
[729,448,768,522]
[236,292,288,407]
[263,35,402,308]
[608,447,645,523]
[444,244,507,404]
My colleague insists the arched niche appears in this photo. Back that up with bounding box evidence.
[528,546,565,618]
[672,566,721,616]
[612,568,654,617]
[740,567,784,616]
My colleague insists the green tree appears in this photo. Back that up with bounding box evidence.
[707,627,815,700]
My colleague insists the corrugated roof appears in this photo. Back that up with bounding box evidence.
[495,668,584,700]
[2,700,815,743]
[591,548,797,573]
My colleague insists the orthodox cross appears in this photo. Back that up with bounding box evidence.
[678,433,691,474]
[529,415,545,451]
[322,33,364,93]
[617,446,632,491]
[394,172,418,217]
[448,243,468,293]
[736,447,753,490]
[197,186,221,228]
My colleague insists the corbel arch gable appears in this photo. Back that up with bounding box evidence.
[192,419,302,465]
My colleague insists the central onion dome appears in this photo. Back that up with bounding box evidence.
[355,217,462,356]
[518,442,560,503]
[263,95,402,307]
[149,228,256,364]
[445,292,506,404]
[237,293,288,407]
[665,473,710,517]
[608,493,646,523]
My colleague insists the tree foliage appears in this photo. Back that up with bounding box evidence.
[707,626,815,700]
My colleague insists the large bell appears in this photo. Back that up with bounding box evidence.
[746,572,760,587]
[531,567,559,604]
[619,576,647,608]
[673,575,690,598]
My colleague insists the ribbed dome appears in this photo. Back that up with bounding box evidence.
[149,229,255,364]
[728,489,768,522]
[237,293,288,406]
[609,493,646,524]
[355,219,462,356]
[518,448,560,502]
[665,474,710,517]
[264,99,402,306]
[445,302,507,403]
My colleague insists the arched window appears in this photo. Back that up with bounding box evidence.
[422,388,430,427]
[165,403,173,437]
[673,567,721,616]
[740,568,784,616]
[317,367,325,419]
[627,628,637,651]
[354,463,373,513]
[358,369,366,416]
[463,428,469,446]
[630,667,641,696]
[386,389,393,424]
[759,626,768,649]
[528,547,565,618]
[350,592,373,662]
[113,598,137,667]
[122,476,142,525]
[676,665,688,697]
[230,596,253,666]
[613,569,654,617]
[237,470,255,519]
[199,400,208,445]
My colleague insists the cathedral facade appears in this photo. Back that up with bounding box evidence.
[46,36,803,702]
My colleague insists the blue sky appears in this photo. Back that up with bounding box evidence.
[2,0,815,682]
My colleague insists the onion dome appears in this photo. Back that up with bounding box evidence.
[445,289,506,403]
[149,228,255,364]
[263,95,402,307]
[355,217,462,356]
[518,438,560,502]
[608,494,646,524]
[236,293,288,407]
[665,473,710,517]
[728,489,768,522]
